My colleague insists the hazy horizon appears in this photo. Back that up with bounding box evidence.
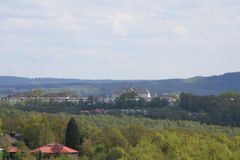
[0,71,239,81]
[1,0,240,79]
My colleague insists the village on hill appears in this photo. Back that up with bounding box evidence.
[1,86,177,104]
[0,86,178,115]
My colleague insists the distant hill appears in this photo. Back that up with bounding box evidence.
[0,72,240,96]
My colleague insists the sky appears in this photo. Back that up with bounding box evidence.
[0,0,240,79]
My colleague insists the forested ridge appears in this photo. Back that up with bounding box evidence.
[1,72,240,96]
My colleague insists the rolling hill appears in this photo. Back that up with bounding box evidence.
[0,72,240,96]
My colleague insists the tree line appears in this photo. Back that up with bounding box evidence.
[10,91,240,127]
[179,92,240,126]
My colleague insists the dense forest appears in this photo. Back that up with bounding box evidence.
[0,102,240,159]
[179,92,240,126]
[1,91,240,159]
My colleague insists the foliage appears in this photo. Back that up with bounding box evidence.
[179,92,240,126]
[0,102,240,159]
[121,137,162,160]
[15,91,240,128]
[0,119,3,134]
[31,89,43,98]
[81,138,94,157]
[65,117,82,150]
[115,92,138,108]
[106,147,126,160]
[147,97,168,108]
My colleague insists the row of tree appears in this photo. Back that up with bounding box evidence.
[179,92,240,126]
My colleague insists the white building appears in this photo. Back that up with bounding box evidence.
[112,87,151,101]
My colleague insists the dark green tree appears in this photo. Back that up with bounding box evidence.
[148,97,168,108]
[115,92,138,108]
[65,117,82,150]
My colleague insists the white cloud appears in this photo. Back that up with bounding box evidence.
[53,14,84,33]
[0,0,240,79]
[174,25,188,35]
[0,4,7,13]
[32,0,57,9]
[101,12,141,37]
[0,18,34,30]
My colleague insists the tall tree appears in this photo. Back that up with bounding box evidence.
[39,115,55,145]
[65,117,82,150]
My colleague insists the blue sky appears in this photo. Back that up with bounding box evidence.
[0,0,240,79]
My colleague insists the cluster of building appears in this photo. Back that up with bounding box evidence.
[0,86,177,105]
[112,86,152,101]
[111,86,177,105]
[0,95,112,104]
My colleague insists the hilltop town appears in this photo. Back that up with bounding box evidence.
[1,86,177,105]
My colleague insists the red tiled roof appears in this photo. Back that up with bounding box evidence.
[32,143,78,154]
[7,146,19,153]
